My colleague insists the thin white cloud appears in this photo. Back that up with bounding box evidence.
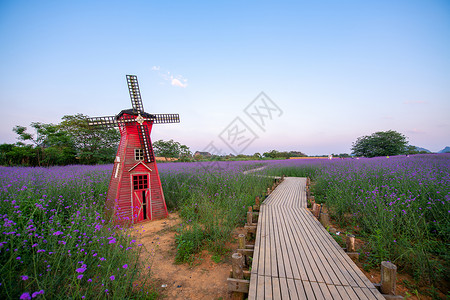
[151,66,188,88]
[171,78,188,88]
[403,100,426,105]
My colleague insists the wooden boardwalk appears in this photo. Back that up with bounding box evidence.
[248,177,384,300]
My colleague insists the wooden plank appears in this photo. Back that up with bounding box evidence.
[310,281,325,300]
[274,205,295,279]
[250,205,263,275]
[264,204,271,277]
[327,284,344,300]
[279,277,290,299]
[292,206,353,286]
[276,204,303,280]
[287,278,298,300]
[353,286,370,300]
[256,275,265,300]
[302,280,316,300]
[318,282,333,300]
[272,277,281,300]
[268,205,279,278]
[336,285,353,299]
[343,285,360,299]
[360,287,380,300]
[227,278,250,293]
[285,206,330,284]
[248,274,257,300]
[294,280,308,299]
[264,276,273,299]
[272,202,286,278]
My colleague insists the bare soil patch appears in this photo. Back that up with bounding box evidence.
[134,213,240,299]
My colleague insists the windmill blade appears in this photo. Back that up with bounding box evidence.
[87,116,119,129]
[151,114,180,124]
[126,75,144,113]
[136,124,155,163]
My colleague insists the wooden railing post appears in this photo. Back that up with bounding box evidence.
[238,234,245,250]
[346,234,355,252]
[247,207,253,226]
[320,212,330,227]
[231,252,245,299]
[312,203,321,218]
[381,261,397,295]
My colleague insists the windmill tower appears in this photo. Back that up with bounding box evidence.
[87,75,180,224]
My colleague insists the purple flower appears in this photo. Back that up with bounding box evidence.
[31,290,44,298]
[53,231,63,236]
[20,292,31,299]
[77,275,83,279]
[76,267,86,273]
[122,264,128,269]
[21,275,29,280]
[110,275,115,281]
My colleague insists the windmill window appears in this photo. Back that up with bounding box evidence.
[135,149,144,161]
[133,174,148,190]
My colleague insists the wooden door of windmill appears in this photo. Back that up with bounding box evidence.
[132,174,151,222]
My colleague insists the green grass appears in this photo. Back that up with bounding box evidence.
[160,164,274,263]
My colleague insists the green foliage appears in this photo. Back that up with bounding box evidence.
[262,150,306,159]
[351,130,409,157]
[60,114,120,164]
[174,224,205,264]
[161,165,274,262]
[153,139,192,161]
[3,114,121,166]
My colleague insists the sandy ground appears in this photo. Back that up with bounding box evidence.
[134,213,236,300]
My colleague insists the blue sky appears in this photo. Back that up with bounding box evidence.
[1,0,449,155]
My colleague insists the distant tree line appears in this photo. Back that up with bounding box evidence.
[261,150,307,159]
[0,114,194,167]
[0,114,120,166]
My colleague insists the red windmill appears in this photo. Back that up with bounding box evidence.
[87,75,180,224]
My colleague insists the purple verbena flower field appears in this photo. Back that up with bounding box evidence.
[1,154,449,297]
[0,165,154,299]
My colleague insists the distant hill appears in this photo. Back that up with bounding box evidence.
[438,146,450,153]
[413,146,431,153]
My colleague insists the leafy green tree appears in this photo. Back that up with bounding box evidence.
[153,139,191,161]
[13,122,77,166]
[179,144,192,162]
[351,130,409,157]
[60,114,120,164]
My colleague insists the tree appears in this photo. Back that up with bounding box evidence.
[59,114,120,164]
[179,144,192,161]
[13,122,77,166]
[153,139,191,161]
[10,114,120,166]
[351,130,409,157]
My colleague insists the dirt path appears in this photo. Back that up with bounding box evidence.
[134,213,237,300]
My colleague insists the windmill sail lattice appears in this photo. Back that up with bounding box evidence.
[127,75,144,114]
